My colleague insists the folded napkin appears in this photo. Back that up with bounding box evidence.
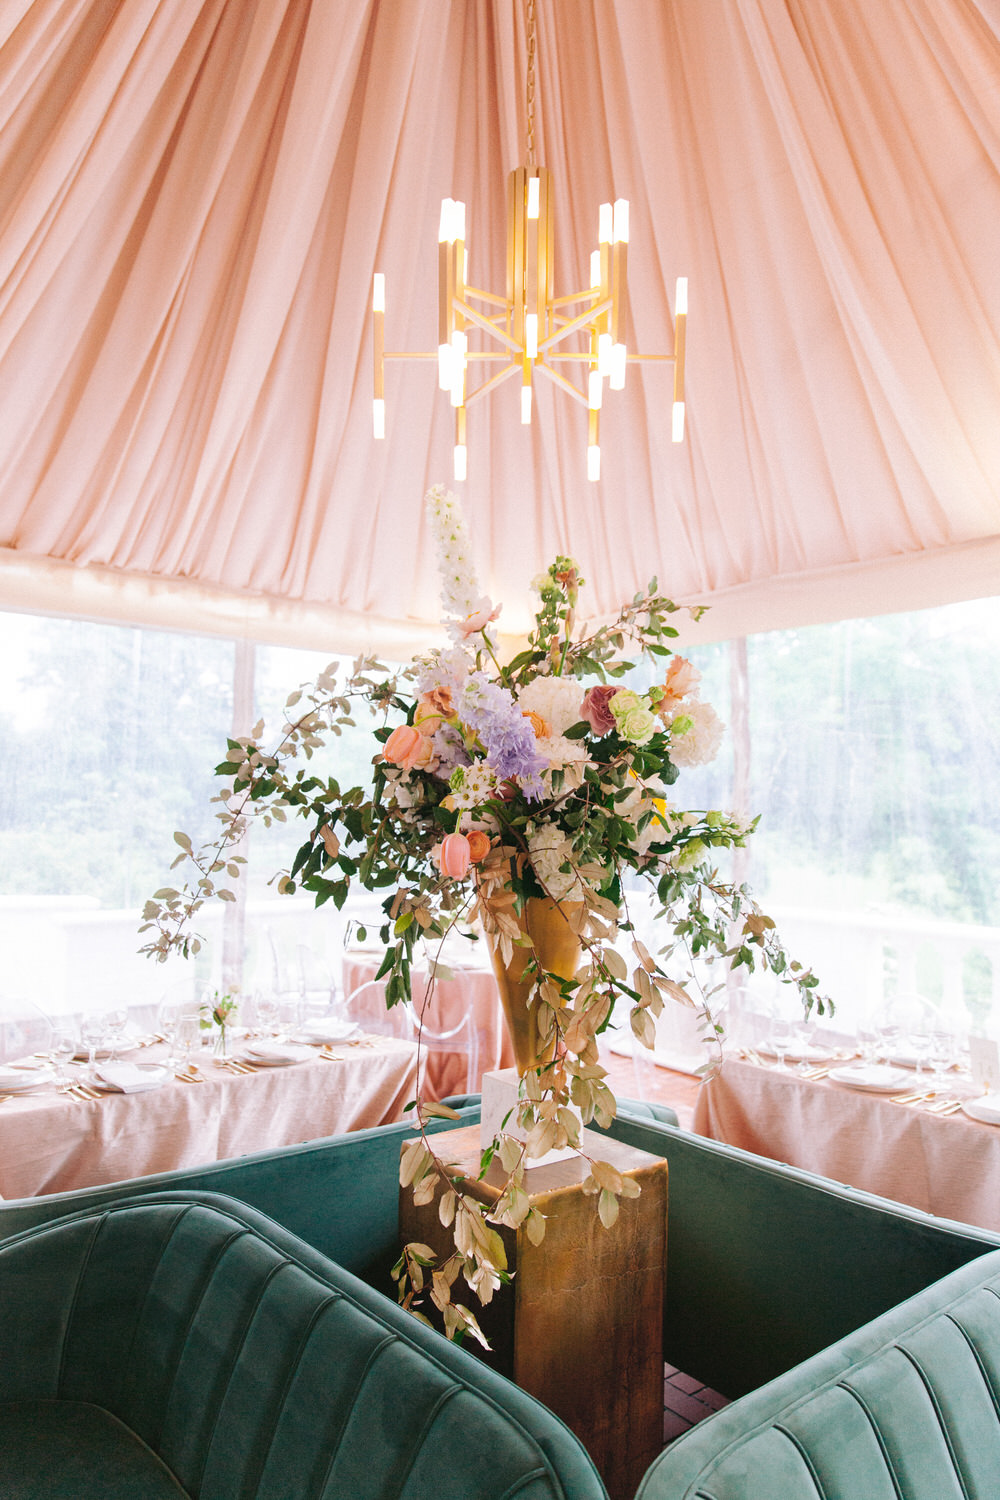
[243,1042,312,1066]
[295,1017,359,1044]
[95,1062,168,1094]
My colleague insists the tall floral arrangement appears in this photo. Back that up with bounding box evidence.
[142,485,824,1344]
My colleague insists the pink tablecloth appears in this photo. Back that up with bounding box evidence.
[0,1034,417,1200]
[693,1056,1000,1232]
[342,953,514,1101]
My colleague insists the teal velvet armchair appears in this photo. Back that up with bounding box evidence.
[0,1191,608,1499]
[637,1246,1000,1499]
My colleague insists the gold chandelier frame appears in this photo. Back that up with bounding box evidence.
[372,2,687,482]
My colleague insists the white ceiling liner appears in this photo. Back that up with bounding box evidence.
[0,0,999,653]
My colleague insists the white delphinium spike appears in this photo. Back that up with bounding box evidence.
[426,485,482,621]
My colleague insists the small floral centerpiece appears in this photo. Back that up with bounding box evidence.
[142,485,824,1344]
[199,989,238,1057]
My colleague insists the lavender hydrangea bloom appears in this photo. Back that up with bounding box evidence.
[458,673,548,795]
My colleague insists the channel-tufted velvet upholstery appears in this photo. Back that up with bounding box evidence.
[0,1192,608,1499]
[637,1247,1000,1500]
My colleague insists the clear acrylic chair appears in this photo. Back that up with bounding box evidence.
[0,995,53,1064]
[342,979,416,1040]
[409,994,483,1098]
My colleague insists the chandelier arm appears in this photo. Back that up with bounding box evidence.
[464,362,522,408]
[464,286,509,309]
[455,299,522,353]
[533,362,589,407]
[539,299,611,352]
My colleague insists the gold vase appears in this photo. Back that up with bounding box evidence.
[484,896,583,1072]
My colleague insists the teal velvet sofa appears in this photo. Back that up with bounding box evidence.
[636,1246,1000,1499]
[0,1191,607,1499]
[2,1100,999,1409]
[4,1101,1000,1497]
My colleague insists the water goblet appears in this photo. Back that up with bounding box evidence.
[768,1015,795,1070]
[105,1004,129,1062]
[254,991,280,1037]
[874,1015,901,1066]
[856,1017,880,1066]
[79,1011,107,1082]
[49,1024,76,1085]
[928,1025,954,1090]
[174,1012,201,1073]
[792,1017,816,1074]
[898,995,934,1080]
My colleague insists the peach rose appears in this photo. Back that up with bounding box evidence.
[404,735,437,771]
[425,685,454,716]
[433,832,472,879]
[466,830,492,863]
[522,709,552,740]
[413,697,445,735]
[652,657,700,717]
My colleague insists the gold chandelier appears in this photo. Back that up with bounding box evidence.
[372,0,687,483]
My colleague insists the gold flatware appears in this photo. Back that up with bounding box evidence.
[926,1097,964,1114]
[63,1082,99,1101]
[891,1089,935,1105]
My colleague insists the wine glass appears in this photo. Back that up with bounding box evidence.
[928,1023,955,1090]
[767,1010,795,1070]
[874,1010,901,1066]
[898,994,934,1081]
[79,1011,108,1082]
[173,1012,201,1073]
[792,1016,816,1074]
[254,991,280,1037]
[49,1023,76,1085]
[105,1004,129,1062]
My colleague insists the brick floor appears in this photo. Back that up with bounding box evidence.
[662,1364,730,1444]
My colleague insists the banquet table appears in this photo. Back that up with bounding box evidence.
[693,1055,1000,1233]
[342,949,514,1100]
[0,1034,417,1200]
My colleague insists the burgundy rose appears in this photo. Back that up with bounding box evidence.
[580,684,620,737]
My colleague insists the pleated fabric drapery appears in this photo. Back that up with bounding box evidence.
[0,0,999,651]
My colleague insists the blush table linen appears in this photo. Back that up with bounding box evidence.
[693,1056,1000,1233]
[342,952,514,1100]
[0,1035,417,1200]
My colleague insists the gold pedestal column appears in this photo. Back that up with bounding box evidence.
[400,1123,667,1500]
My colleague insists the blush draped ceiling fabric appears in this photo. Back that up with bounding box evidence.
[0,0,999,653]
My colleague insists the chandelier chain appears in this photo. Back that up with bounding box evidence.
[525,0,536,169]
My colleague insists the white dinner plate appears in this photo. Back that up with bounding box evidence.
[0,1065,55,1094]
[756,1043,835,1065]
[827,1064,910,1093]
[962,1095,1000,1126]
[242,1043,313,1067]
